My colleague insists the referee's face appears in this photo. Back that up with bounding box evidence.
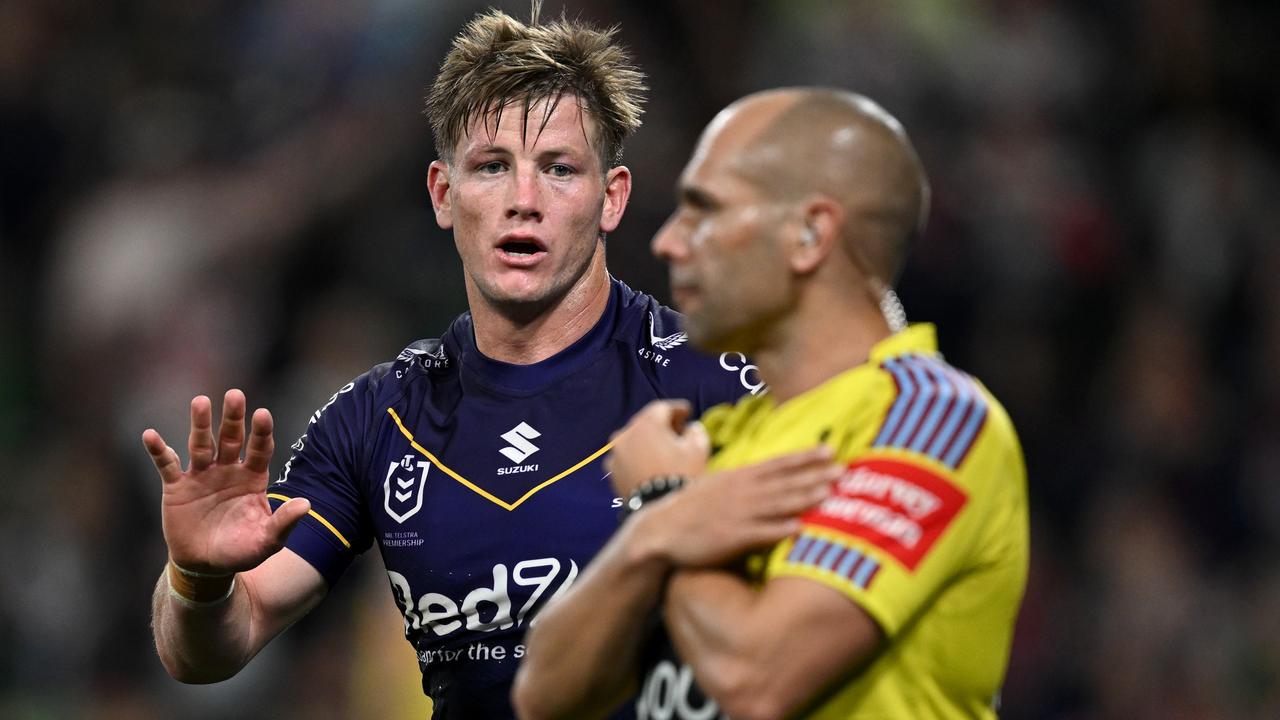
[653,114,795,355]
[428,96,631,313]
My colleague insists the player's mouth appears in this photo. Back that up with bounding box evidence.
[495,234,548,268]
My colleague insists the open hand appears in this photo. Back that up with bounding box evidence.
[143,389,310,575]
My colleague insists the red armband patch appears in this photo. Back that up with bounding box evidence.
[801,458,967,571]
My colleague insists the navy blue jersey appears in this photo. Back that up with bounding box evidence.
[268,278,752,718]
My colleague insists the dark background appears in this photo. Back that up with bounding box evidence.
[3,0,1278,717]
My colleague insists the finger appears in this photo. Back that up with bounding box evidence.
[142,429,183,485]
[766,480,834,517]
[753,445,837,479]
[637,399,689,429]
[781,462,844,490]
[243,408,275,475]
[188,396,215,471]
[726,518,806,553]
[753,517,805,543]
[216,389,248,465]
[270,497,312,546]
[665,399,692,431]
[683,421,710,457]
[755,464,843,516]
[616,401,680,447]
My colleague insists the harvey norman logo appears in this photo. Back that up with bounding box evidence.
[498,422,541,475]
[804,458,967,571]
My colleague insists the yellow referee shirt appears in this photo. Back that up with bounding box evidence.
[700,324,1029,719]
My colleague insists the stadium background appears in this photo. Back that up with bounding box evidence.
[2,0,1278,717]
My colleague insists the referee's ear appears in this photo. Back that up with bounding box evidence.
[789,198,841,275]
[428,160,454,230]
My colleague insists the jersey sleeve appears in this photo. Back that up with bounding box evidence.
[268,371,382,586]
[764,365,1028,640]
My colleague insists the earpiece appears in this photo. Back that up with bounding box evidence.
[800,226,818,247]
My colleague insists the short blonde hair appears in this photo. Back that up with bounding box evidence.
[426,8,646,169]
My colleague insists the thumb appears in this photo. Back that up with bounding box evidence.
[684,421,711,459]
[665,400,693,431]
[271,497,312,545]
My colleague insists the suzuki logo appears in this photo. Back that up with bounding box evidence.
[499,422,541,464]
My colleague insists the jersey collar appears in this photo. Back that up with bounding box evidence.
[449,277,621,395]
[869,323,939,363]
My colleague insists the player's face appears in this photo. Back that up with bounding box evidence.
[652,130,795,354]
[428,96,630,312]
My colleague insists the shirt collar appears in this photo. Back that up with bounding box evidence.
[869,323,939,363]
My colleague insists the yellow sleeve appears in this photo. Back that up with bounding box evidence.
[765,379,1026,639]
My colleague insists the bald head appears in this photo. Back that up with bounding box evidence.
[697,88,929,284]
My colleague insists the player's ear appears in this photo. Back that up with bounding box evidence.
[427,160,453,230]
[600,165,632,234]
[789,198,841,275]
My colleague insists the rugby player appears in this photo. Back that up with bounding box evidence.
[514,88,1029,720]
[143,9,749,718]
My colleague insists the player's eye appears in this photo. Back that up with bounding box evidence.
[547,164,575,178]
[478,161,506,174]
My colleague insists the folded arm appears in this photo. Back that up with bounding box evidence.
[512,510,672,720]
[513,401,840,720]
[663,569,882,720]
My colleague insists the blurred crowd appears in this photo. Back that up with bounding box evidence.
[2,1,1278,718]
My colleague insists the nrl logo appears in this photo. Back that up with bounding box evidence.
[384,454,431,523]
[648,312,687,351]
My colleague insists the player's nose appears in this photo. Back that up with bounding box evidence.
[506,167,542,220]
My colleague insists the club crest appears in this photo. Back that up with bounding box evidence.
[384,454,431,523]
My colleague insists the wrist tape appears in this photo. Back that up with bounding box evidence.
[167,560,236,608]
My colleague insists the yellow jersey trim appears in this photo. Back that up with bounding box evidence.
[386,407,614,512]
[266,493,352,549]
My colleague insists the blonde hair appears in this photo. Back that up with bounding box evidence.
[426,6,646,169]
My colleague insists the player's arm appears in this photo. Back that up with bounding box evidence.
[662,569,882,720]
[144,390,323,682]
[151,547,326,682]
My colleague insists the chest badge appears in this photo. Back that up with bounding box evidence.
[498,422,542,476]
[384,454,431,523]
[499,422,542,463]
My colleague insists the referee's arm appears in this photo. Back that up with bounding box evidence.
[514,447,840,719]
[512,511,669,720]
[663,570,882,720]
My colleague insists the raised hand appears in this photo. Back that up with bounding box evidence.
[636,447,843,569]
[143,389,310,575]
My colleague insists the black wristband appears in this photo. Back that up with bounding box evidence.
[621,475,687,520]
